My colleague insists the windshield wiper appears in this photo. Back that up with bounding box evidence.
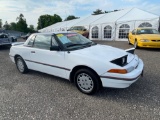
[84,42,97,46]
[66,43,83,48]
[66,42,97,48]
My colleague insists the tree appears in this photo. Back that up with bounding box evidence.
[27,25,35,33]
[64,15,79,21]
[3,21,10,30]
[9,22,17,30]
[104,11,112,13]
[37,14,62,30]
[16,14,24,21]
[0,19,2,28]
[29,25,34,30]
[92,9,104,15]
[104,9,120,14]
[114,10,119,12]
[16,13,28,33]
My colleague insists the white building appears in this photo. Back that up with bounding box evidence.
[38,8,160,41]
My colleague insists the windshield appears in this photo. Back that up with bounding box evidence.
[70,26,85,31]
[56,33,95,49]
[137,29,159,34]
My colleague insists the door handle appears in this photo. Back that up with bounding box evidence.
[31,51,35,53]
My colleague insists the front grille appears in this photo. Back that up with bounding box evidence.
[151,40,160,42]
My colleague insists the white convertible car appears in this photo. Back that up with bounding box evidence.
[9,32,144,94]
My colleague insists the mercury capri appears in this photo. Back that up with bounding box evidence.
[9,32,144,94]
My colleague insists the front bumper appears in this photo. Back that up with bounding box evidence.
[100,58,144,88]
[138,42,160,48]
[0,43,11,46]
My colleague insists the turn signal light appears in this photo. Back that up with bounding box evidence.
[108,69,127,74]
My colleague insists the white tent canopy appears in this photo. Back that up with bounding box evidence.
[38,8,159,41]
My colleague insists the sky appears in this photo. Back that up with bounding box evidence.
[0,0,160,28]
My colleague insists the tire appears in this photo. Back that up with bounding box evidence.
[11,37,14,42]
[134,40,139,49]
[7,44,11,48]
[15,56,28,73]
[74,69,100,95]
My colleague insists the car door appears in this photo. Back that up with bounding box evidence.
[1,34,10,44]
[0,34,3,44]
[28,34,67,79]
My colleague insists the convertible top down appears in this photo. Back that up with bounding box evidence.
[9,32,144,94]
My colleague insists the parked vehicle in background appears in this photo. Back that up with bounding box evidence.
[9,32,144,95]
[0,33,12,46]
[21,33,31,40]
[128,28,160,48]
[68,26,89,38]
[10,36,17,42]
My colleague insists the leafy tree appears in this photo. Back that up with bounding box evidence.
[16,14,28,33]
[28,25,35,33]
[104,9,120,14]
[114,10,119,12]
[3,21,10,30]
[29,25,34,30]
[0,19,2,28]
[16,14,24,21]
[92,9,104,15]
[104,11,112,13]
[9,22,17,30]
[64,15,79,21]
[37,14,62,30]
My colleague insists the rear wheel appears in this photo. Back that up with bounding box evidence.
[15,56,28,73]
[74,69,100,95]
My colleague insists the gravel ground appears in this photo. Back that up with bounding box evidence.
[0,39,160,120]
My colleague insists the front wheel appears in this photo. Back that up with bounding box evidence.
[16,56,28,73]
[74,69,100,95]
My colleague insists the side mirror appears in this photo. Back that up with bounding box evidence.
[50,46,60,51]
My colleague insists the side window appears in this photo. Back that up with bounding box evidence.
[52,37,58,46]
[136,30,140,34]
[75,27,78,30]
[0,35,3,38]
[3,35,6,38]
[28,35,36,46]
[33,35,51,50]
[1,35,5,38]
[132,30,136,35]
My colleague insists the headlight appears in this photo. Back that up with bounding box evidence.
[110,55,128,67]
[140,39,150,42]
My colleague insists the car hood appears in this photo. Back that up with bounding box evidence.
[140,34,160,40]
[72,30,85,34]
[72,44,128,61]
